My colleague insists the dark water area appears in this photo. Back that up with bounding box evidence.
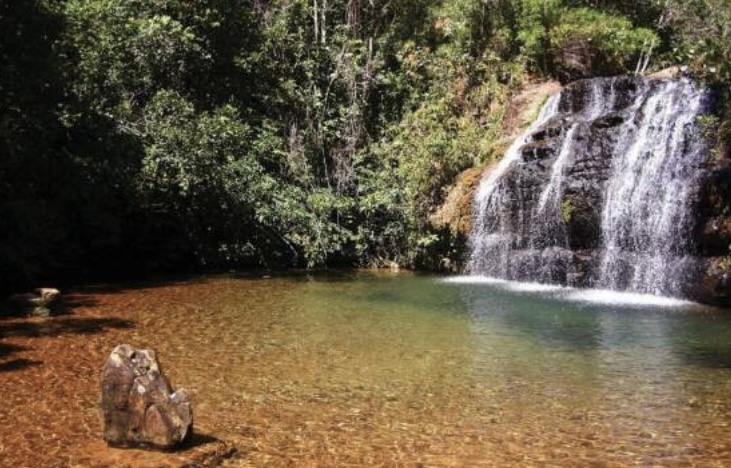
[1,271,731,466]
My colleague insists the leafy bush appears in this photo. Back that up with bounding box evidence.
[1,0,729,288]
[548,8,658,81]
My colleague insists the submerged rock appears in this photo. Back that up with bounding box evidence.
[6,287,60,316]
[101,344,192,449]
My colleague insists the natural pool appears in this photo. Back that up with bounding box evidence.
[2,271,731,467]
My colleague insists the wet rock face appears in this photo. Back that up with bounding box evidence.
[476,78,652,287]
[470,75,728,304]
[101,344,192,449]
[529,79,658,258]
[697,163,731,305]
[697,257,731,306]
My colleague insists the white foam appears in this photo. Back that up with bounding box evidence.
[506,282,569,293]
[443,277,696,308]
[444,276,567,292]
[564,289,694,308]
[444,276,507,285]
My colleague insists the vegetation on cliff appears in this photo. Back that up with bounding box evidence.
[1,0,729,289]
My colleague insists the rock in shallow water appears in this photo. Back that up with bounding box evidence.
[6,287,60,316]
[101,344,192,449]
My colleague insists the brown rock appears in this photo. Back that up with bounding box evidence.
[647,66,681,79]
[431,166,486,237]
[502,80,563,139]
[697,257,731,307]
[553,40,599,84]
[701,217,731,255]
[101,344,192,449]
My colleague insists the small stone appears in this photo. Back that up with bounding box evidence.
[638,430,657,439]
[7,287,60,316]
[101,344,193,449]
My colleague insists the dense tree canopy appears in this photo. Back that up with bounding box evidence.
[1,0,729,290]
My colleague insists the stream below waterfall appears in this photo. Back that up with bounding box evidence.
[2,272,731,467]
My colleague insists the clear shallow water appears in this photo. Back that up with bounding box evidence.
[2,271,731,466]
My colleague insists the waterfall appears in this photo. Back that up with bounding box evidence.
[468,93,561,280]
[468,77,712,298]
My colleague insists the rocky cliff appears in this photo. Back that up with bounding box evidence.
[467,75,731,306]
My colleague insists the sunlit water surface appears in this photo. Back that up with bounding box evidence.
[2,271,731,467]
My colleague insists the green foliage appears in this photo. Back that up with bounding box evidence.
[549,8,657,74]
[515,0,563,71]
[1,0,730,288]
[63,0,207,117]
[513,2,659,80]
[663,0,731,158]
[665,0,731,82]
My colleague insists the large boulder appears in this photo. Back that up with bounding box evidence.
[101,344,192,449]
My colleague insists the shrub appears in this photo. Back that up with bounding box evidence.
[548,8,658,82]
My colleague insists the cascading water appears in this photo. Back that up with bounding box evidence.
[468,77,712,299]
[468,93,561,280]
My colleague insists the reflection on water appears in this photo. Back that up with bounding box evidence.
[1,271,731,466]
